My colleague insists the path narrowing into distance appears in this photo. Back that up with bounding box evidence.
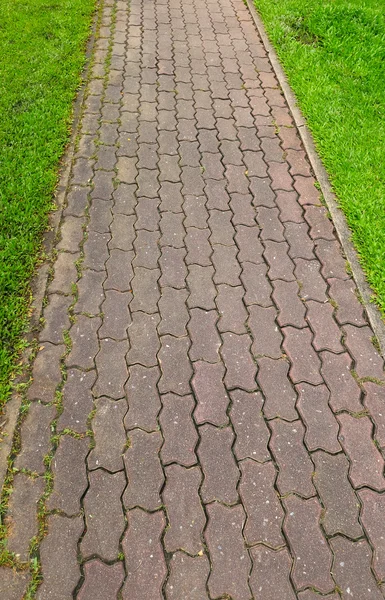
[2,0,385,598]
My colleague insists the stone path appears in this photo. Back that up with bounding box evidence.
[2,0,385,598]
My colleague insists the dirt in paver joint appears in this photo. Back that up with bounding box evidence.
[1,0,385,598]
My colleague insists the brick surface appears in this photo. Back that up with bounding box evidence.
[159,394,198,466]
[166,553,210,600]
[88,397,127,472]
[0,568,30,600]
[6,473,45,562]
[249,547,296,600]
[15,1,385,595]
[296,383,340,453]
[122,509,166,600]
[230,389,270,461]
[337,413,385,490]
[313,451,362,538]
[48,435,89,515]
[330,537,383,600]
[198,424,239,504]
[77,561,125,600]
[206,503,250,600]
[38,515,83,600]
[270,419,315,497]
[81,470,126,561]
[163,464,205,554]
[284,495,334,593]
[240,460,284,547]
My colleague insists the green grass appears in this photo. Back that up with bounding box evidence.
[0,0,96,409]
[255,0,385,313]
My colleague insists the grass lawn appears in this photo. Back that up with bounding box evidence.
[0,0,96,409]
[254,0,385,313]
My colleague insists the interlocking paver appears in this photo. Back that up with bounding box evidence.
[163,464,205,554]
[13,1,385,597]
[0,568,30,600]
[206,503,250,600]
[159,394,198,466]
[284,495,334,593]
[198,424,239,504]
[123,429,163,510]
[81,469,126,561]
[330,537,383,600]
[249,547,296,600]
[270,419,315,497]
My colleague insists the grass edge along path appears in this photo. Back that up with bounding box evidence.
[254,0,385,316]
[0,0,98,411]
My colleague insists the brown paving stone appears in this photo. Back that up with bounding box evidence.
[249,547,296,600]
[38,514,83,600]
[206,503,250,600]
[304,205,334,240]
[159,394,198,466]
[188,308,221,363]
[27,343,64,403]
[6,473,44,561]
[77,560,125,600]
[235,224,264,264]
[130,267,159,314]
[123,429,163,510]
[48,252,79,294]
[163,464,205,554]
[94,338,129,399]
[185,228,212,267]
[249,176,276,208]
[113,183,137,215]
[294,175,320,205]
[320,351,362,412]
[270,419,315,497]
[358,488,385,580]
[241,261,273,307]
[208,209,235,246]
[99,290,132,338]
[165,552,210,600]
[133,230,160,270]
[160,212,185,248]
[248,304,283,358]
[135,197,160,230]
[221,332,257,391]
[158,335,192,395]
[328,277,366,326]
[124,364,161,431]
[258,206,285,242]
[0,568,30,600]
[230,389,270,461]
[276,189,303,223]
[295,258,327,302]
[298,592,339,600]
[15,402,56,474]
[283,326,323,385]
[58,369,96,433]
[273,279,306,328]
[192,360,229,426]
[313,451,362,538]
[88,397,127,472]
[212,243,241,285]
[284,495,334,593]
[83,232,110,272]
[67,316,101,370]
[205,178,230,210]
[40,294,72,345]
[198,424,239,504]
[47,435,89,515]
[284,221,314,259]
[306,300,343,353]
[122,509,166,600]
[364,382,385,447]
[230,193,256,226]
[344,324,385,380]
[81,470,126,561]
[330,537,383,600]
[257,356,298,420]
[158,287,189,336]
[337,413,385,490]
[315,238,348,280]
[159,246,187,288]
[296,383,341,453]
[216,284,247,333]
[240,460,285,547]
[76,269,105,315]
[264,240,295,281]
[126,312,160,368]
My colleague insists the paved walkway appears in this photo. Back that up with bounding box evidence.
[2,0,385,598]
